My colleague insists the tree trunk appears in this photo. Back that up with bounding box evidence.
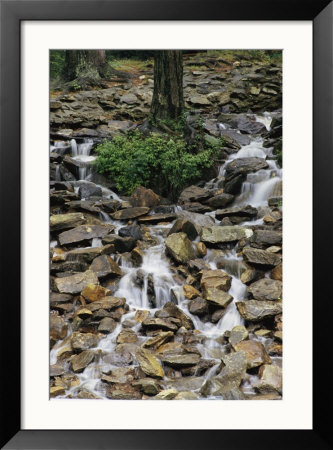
[151,50,184,121]
[63,50,106,81]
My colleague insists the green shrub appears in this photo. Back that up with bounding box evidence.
[94,131,221,200]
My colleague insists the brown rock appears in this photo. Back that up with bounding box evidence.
[89,255,122,279]
[200,269,232,292]
[271,263,282,281]
[116,329,138,344]
[129,186,160,208]
[81,284,111,302]
[50,314,68,341]
[112,207,150,220]
[234,340,271,369]
[183,284,201,300]
[135,347,164,378]
[55,270,99,294]
[71,350,95,373]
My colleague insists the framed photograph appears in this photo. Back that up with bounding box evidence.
[1,0,332,449]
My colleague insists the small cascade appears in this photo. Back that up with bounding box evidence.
[55,165,61,181]
[71,138,96,180]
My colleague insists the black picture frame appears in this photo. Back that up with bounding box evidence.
[1,0,332,448]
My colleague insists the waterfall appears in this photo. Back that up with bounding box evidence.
[71,138,96,180]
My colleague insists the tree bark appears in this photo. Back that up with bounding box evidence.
[151,50,184,121]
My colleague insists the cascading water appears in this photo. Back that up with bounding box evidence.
[50,110,282,400]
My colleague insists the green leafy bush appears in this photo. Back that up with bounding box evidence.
[94,131,221,200]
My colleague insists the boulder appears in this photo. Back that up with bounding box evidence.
[165,232,195,264]
[204,288,233,308]
[135,348,164,378]
[255,364,282,394]
[160,353,201,368]
[129,186,160,208]
[50,314,68,341]
[204,193,234,209]
[253,230,282,246]
[154,389,179,400]
[183,285,201,300]
[162,302,194,330]
[50,213,86,231]
[224,157,269,179]
[112,207,150,220]
[71,332,99,352]
[65,247,103,264]
[80,283,110,302]
[58,224,113,246]
[271,263,282,281]
[229,325,249,346]
[200,226,253,244]
[178,211,215,231]
[168,218,198,241]
[178,185,212,204]
[181,202,213,214]
[116,329,138,344]
[102,235,136,252]
[242,247,281,267]
[84,296,126,312]
[55,270,99,294]
[236,300,282,322]
[98,317,117,334]
[89,255,122,279]
[189,298,208,316]
[195,241,207,258]
[118,225,142,240]
[233,340,271,369]
[247,278,282,301]
[71,350,95,373]
[200,269,232,292]
[141,318,178,332]
[215,205,257,220]
[138,213,177,224]
[78,182,102,200]
[134,378,160,396]
[143,331,174,350]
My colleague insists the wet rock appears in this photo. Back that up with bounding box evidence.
[165,232,195,264]
[189,297,208,316]
[255,364,282,393]
[224,157,269,179]
[103,351,133,367]
[181,202,213,214]
[229,325,249,346]
[178,185,212,204]
[195,242,207,258]
[50,314,68,342]
[134,309,150,323]
[154,389,179,399]
[85,297,126,312]
[81,283,111,302]
[55,270,99,294]
[58,224,113,246]
[183,284,201,300]
[89,255,122,279]
[71,332,99,352]
[234,340,271,369]
[240,268,259,285]
[118,224,142,240]
[98,317,117,334]
[142,318,178,332]
[242,247,281,268]
[178,210,215,232]
[236,300,282,322]
[201,351,247,397]
[137,213,178,226]
[50,213,86,231]
[204,288,233,308]
[112,207,149,220]
[160,353,201,368]
[50,292,73,306]
[135,347,164,379]
[267,343,283,356]
[50,364,65,377]
[204,193,234,208]
[50,386,66,398]
[129,186,160,208]
[116,329,138,344]
[247,278,282,301]
[78,183,102,200]
[215,205,257,220]
[271,262,282,281]
[134,378,160,396]
[143,331,174,349]
[168,218,198,241]
[71,350,95,373]
[200,226,253,244]
[102,235,136,252]
[253,230,282,246]
[131,247,144,266]
[65,247,102,264]
[200,269,232,292]
[162,302,194,330]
